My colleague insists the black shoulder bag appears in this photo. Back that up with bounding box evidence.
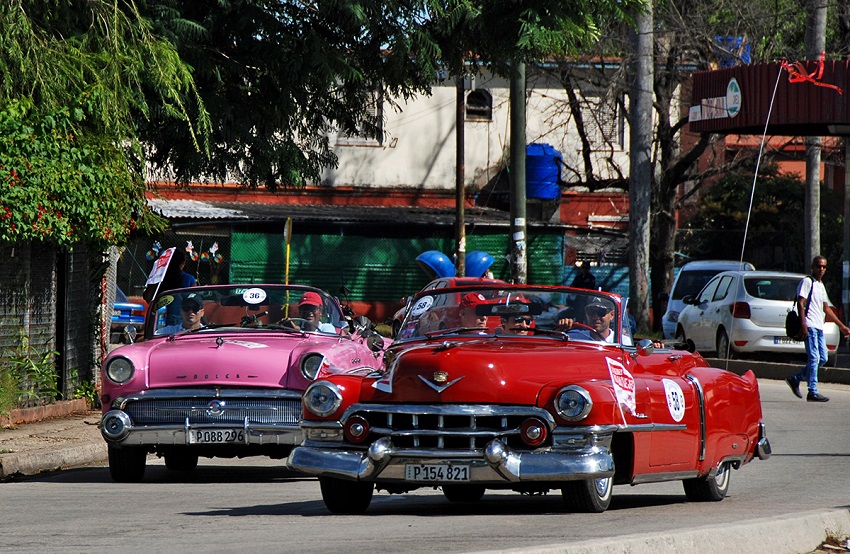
[785,276,813,341]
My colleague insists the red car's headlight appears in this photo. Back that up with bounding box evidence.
[303,381,342,417]
[554,385,592,422]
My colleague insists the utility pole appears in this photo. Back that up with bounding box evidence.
[844,139,850,322]
[804,0,826,265]
[455,76,466,277]
[628,7,653,334]
[509,61,527,284]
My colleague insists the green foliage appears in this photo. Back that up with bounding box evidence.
[136,0,645,189]
[0,366,16,419]
[0,329,60,410]
[0,0,209,247]
[687,166,809,235]
[0,0,209,146]
[684,167,845,292]
[424,0,643,76]
[73,380,99,407]
[69,369,99,408]
[0,99,166,248]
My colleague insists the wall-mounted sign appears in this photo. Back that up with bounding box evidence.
[689,77,742,122]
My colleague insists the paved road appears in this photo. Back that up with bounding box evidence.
[2,379,850,553]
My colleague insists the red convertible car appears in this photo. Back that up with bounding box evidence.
[288,283,771,513]
[99,284,387,482]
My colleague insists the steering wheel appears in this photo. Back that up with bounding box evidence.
[278,317,318,331]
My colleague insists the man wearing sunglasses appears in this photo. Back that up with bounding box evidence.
[501,314,534,335]
[555,297,616,342]
[158,294,205,335]
[582,301,616,342]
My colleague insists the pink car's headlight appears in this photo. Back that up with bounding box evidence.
[301,354,326,380]
[105,357,134,384]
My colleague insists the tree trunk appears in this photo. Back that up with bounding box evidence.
[628,7,653,334]
[804,0,826,263]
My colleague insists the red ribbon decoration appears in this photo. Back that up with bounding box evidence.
[780,52,843,95]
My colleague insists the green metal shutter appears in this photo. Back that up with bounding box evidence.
[230,230,564,301]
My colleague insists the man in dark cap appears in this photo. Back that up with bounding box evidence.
[157,293,204,335]
[555,297,616,342]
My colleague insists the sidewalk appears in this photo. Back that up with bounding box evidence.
[0,404,105,479]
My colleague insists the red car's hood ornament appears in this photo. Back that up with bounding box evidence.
[417,372,464,393]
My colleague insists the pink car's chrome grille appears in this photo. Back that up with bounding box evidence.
[348,405,553,450]
[125,398,301,425]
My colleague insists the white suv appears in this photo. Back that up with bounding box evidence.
[661,260,755,339]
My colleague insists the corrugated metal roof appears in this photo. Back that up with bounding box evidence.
[148,199,567,229]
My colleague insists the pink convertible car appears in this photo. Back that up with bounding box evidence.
[99,284,387,482]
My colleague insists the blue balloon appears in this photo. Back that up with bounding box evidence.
[465,251,494,277]
[416,251,456,279]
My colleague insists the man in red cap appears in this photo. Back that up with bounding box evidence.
[298,291,335,332]
[458,292,489,329]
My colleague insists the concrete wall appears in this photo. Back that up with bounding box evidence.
[322,70,633,191]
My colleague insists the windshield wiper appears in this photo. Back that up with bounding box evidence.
[423,327,490,338]
[528,328,569,341]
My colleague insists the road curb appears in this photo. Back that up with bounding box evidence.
[473,508,850,554]
[705,358,850,385]
[0,442,107,479]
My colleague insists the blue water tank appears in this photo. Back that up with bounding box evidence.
[525,143,562,200]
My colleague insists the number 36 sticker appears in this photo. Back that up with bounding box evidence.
[242,287,267,304]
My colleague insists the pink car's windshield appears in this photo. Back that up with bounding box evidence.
[148,285,344,337]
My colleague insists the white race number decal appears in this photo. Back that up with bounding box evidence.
[662,379,685,422]
[410,296,434,317]
[242,287,267,304]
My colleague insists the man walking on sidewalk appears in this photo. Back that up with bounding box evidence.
[786,256,850,402]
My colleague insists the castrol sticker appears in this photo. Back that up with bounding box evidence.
[242,287,267,304]
[662,379,686,422]
[410,295,434,317]
[606,357,636,418]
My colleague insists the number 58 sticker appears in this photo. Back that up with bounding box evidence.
[410,296,434,317]
[662,379,686,422]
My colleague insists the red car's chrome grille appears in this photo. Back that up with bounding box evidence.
[124,398,301,426]
[348,405,553,450]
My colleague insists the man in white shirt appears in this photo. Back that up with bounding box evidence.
[786,256,850,402]
[577,298,616,343]
[296,292,336,333]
